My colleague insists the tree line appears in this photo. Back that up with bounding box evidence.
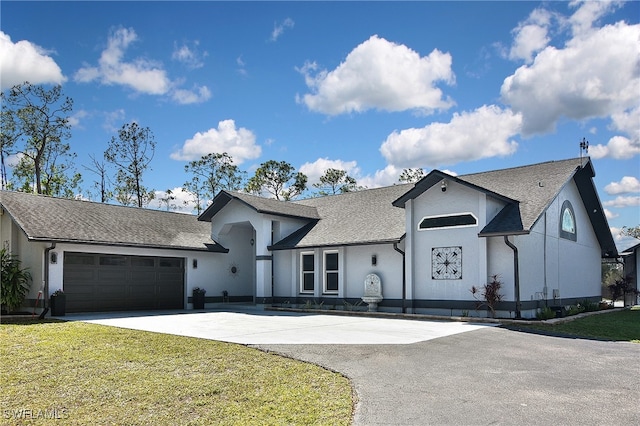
[0,82,428,213]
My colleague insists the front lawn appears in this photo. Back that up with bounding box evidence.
[510,309,640,343]
[0,320,353,425]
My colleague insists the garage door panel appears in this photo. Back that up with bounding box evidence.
[64,269,96,282]
[98,270,128,281]
[131,270,157,282]
[64,252,184,312]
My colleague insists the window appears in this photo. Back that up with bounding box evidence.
[301,252,314,293]
[159,258,182,268]
[65,253,95,265]
[419,213,477,230]
[559,200,577,241]
[324,251,339,293]
[99,255,127,266]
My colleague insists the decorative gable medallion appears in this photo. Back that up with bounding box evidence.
[431,246,462,280]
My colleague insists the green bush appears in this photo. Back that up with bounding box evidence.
[566,304,585,316]
[580,299,599,312]
[0,248,32,312]
[536,306,556,320]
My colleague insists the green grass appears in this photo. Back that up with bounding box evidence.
[512,309,640,343]
[0,320,353,425]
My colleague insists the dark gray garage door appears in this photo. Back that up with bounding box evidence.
[63,252,185,313]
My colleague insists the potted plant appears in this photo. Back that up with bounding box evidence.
[192,287,206,309]
[50,289,66,316]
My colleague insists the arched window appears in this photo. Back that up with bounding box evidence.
[559,200,577,241]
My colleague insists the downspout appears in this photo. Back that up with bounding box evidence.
[504,236,521,319]
[270,221,275,305]
[43,242,56,311]
[393,241,406,314]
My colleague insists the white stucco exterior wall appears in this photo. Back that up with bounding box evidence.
[408,181,486,302]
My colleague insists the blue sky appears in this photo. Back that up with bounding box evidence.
[1,1,639,250]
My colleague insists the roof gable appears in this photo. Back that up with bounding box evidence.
[198,190,320,222]
[391,158,616,257]
[0,191,225,252]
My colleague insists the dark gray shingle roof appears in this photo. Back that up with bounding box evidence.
[272,184,412,249]
[0,191,225,252]
[198,190,320,222]
[459,158,582,232]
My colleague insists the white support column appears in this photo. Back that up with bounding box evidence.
[254,218,273,302]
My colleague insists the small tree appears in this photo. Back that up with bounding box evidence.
[246,160,307,200]
[399,168,425,183]
[183,152,244,213]
[313,168,361,196]
[608,275,638,305]
[1,248,32,313]
[620,225,640,240]
[1,82,74,195]
[470,275,504,318]
[105,122,156,207]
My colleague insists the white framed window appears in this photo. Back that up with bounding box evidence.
[300,252,314,293]
[323,250,339,294]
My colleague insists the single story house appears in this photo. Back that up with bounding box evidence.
[0,157,617,318]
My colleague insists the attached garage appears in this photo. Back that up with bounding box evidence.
[0,190,229,315]
[63,252,185,313]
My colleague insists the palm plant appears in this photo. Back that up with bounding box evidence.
[1,248,32,312]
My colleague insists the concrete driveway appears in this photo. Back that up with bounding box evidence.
[64,307,494,345]
[66,307,640,425]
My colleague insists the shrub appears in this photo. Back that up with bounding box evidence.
[537,306,556,320]
[0,249,32,312]
[566,304,585,316]
[580,299,600,312]
[470,275,504,318]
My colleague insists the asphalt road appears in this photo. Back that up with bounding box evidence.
[258,326,640,425]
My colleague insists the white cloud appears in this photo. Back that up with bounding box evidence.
[501,20,640,136]
[172,41,207,69]
[380,105,521,169]
[74,27,209,104]
[604,209,618,220]
[0,31,66,90]
[298,35,455,115]
[357,165,403,189]
[589,136,640,160]
[67,110,89,128]
[170,119,261,163]
[603,196,640,208]
[508,8,552,63]
[102,109,126,133]
[171,85,211,105]
[75,27,171,95]
[299,158,361,185]
[568,0,622,38]
[271,18,294,42]
[604,176,640,195]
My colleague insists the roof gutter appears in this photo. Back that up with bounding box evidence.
[503,236,521,319]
